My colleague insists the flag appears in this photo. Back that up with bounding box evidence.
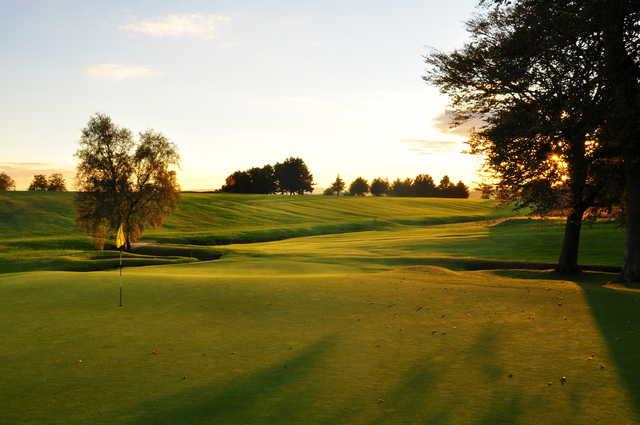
[116,224,126,249]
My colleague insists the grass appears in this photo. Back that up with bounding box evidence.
[1,192,637,424]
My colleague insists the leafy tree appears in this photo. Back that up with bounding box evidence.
[390,178,413,197]
[349,177,370,196]
[47,174,67,192]
[370,178,390,196]
[425,1,619,273]
[0,172,15,191]
[327,175,346,196]
[477,183,495,200]
[274,157,314,195]
[412,174,437,197]
[221,170,252,193]
[75,113,180,250]
[28,174,49,191]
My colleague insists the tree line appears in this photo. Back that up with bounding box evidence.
[324,174,469,198]
[218,157,314,195]
[425,0,640,283]
[0,172,67,192]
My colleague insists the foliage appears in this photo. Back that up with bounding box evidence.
[75,113,180,250]
[221,165,277,194]
[0,172,15,191]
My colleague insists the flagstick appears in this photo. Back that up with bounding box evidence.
[119,248,123,307]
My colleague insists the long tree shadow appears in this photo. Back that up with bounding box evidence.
[495,269,640,422]
[119,336,337,425]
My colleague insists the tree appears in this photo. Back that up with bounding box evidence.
[370,178,390,196]
[437,176,456,198]
[248,165,277,194]
[0,172,15,191]
[426,1,617,273]
[274,157,314,195]
[327,175,346,196]
[412,174,437,197]
[390,178,413,197]
[477,183,495,200]
[349,177,369,196]
[75,113,180,250]
[221,170,252,193]
[476,1,640,282]
[28,174,49,191]
[47,174,67,192]
[453,181,470,199]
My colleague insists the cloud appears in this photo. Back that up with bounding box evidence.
[85,64,157,80]
[120,14,230,39]
[400,138,463,155]
[432,110,485,136]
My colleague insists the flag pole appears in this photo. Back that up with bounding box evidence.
[119,248,123,307]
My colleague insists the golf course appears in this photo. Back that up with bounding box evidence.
[1,192,638,425]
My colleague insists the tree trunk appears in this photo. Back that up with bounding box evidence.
[623,159,640,283]
[556,207,585,274]
[557,136,588,274]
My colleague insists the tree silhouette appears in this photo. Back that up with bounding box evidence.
[370,178,390,196]
[327,175,346,196]
[274,157,314,195]
[47,174,67,192]
[28,175,49,191]
[0,172,15,191]
[412,174,437,197]
[349,177,369,196]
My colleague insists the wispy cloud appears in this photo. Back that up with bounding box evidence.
[120,14,230,39]
[85,63,158,80]
[400,138,463,155]
[432,110,485,136]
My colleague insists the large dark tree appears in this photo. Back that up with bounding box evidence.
[75,114,180,250]
[274,157,314,195]
[474,1,640,281]
[0,172,15,191]
[426,2,620,273]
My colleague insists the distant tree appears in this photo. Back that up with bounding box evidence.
[412,174,437,197]
[0,172,15,191]
[248,165,277,194]
[349,177,369,196]
[274,157,314,195]
[47,174,67,192]
[75,113,180,250]
[221,170,252,193]
[323,187,334,196]
[327,175,346,196]
[370,178,390,196]
[390,178,413,197]
[28,174,49,191]
[453,181,470,199]
[437,176,456,198]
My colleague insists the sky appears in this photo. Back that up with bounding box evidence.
[1,0,482,191]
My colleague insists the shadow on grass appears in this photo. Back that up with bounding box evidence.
[119,336,336,425]
[494,270,640,422]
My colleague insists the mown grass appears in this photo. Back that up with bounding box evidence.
[1,192,637,424]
